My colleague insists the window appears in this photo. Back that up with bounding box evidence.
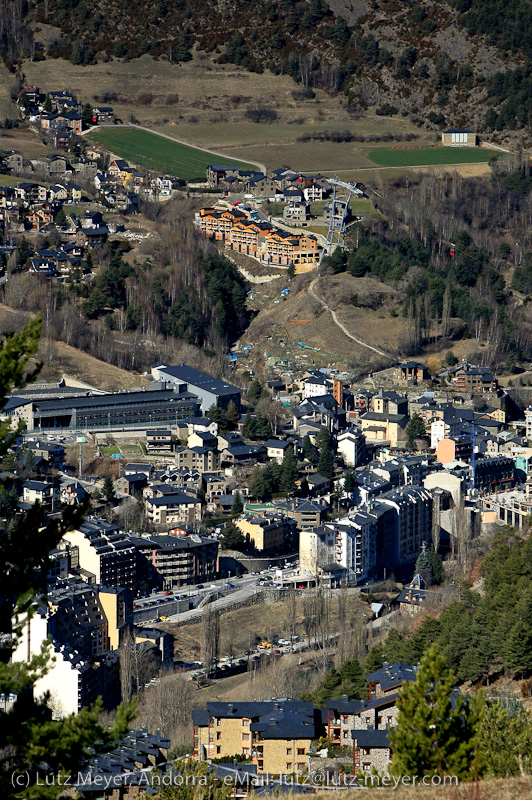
[343,731,348,739]
[242,733,250,742]
[286,763,292,771]
[297,748,305,755]
[242,718,250,727]
[215,718,221,727]
[242,748,249,756]
[363,748,371,755]
[216,732,221,740]
[297,763,305,771]
[362,763,371,771]
[286,748,292,755]
[216,746,221,754]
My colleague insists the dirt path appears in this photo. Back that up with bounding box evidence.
[309,276,393,360]
[84,123,267,174]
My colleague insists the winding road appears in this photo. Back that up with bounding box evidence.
[309,276,393,360]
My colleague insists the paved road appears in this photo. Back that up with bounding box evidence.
[309,276,393,360]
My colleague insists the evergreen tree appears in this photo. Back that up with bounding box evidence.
[317,446,335,479]
[43,94,52,113]
[389,643,483,781]
[231,491,243,515]
[479,700,532,777]
[1,451,18,472]
[22,448,36,474]
[102,475,116,501]
[220,522,246,551]
[280,445,298,494]
[415,541,432,578]
[429,545,443,584]
[81,102,93,127]
[0,319,135,798]
[247,379,263,402]
[315,426,331,452]
[405,413,426,449]
[249,466,268,501]
[302,434,316,461]
[344,470,357,495]
[338,658,367,699]
[225,401,239,430]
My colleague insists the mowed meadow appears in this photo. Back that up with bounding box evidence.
[85,127,257,178]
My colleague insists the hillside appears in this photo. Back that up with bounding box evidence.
[9,0,530,139]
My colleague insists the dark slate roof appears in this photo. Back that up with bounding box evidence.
[156,364,241,396]
[366,662,417,692]
[351,728,391,747]
[192,709,209,726]
[250,710,315,739]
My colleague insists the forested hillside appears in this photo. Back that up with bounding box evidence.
[0,199,249,374]
[0,0,530,134]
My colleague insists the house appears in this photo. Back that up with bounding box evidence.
[352,729,392,775]
[23,480,60,508]
[175,447,220,472]
[337,428,365,467]
[206,164,240,186]
[5,151,24,173]
[283,202,311,225]
[394,361,431,385]
[264,438,292,463]
[114,472,148,496]
[91,106,114,123]
[146,429,174,452]
[367,662,418,698]
[441,129,477,147]
[133,533,218,588]
[275,498,329,530]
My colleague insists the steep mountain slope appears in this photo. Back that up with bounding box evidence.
[3,0,522,135]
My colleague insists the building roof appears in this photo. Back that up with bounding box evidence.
[155,364,241,397]
[351,728,391,747]
[366,662,417,692]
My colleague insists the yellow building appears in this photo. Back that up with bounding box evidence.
[235,515,295,552]
[192,700,317,773]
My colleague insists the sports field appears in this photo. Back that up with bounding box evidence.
[85,127,256,178]
[367,146,501,167]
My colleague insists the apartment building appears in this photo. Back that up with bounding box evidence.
[235,514,297,552]
[192,700,319,773]
[145,491,202,526]
[62,517,136,589]
[326,694,400,749]
[134,533,218,588]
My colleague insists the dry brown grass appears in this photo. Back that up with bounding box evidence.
[21,53,429,173]
[314,777,532,800]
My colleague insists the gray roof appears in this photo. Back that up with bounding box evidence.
[351,729,391,747]
[156,364,241,397]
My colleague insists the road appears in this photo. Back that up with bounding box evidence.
[309,276,393,360]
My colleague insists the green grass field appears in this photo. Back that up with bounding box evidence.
[367,146,501,167]
[86,127,256,178]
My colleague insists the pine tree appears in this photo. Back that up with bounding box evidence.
[415,541,432,579]
[231,490,243,515]
[247,379,262,402]
[429,545,443,584]
[389,643,483,781]
[225,400,239,430]
[22,448,36,474]
[43,94,52,112]
[302,434,315,461]
[102,475,116,501]
[315,426,331,452]
[280,445,298,494]
[220,522,246,551]
[405,413,426,450]
[1,451,18,472]
[249,466,268,501]
[0,319,135,798]
[317,446,335,479]
[344,470,357,495]
[479,701,532,777]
